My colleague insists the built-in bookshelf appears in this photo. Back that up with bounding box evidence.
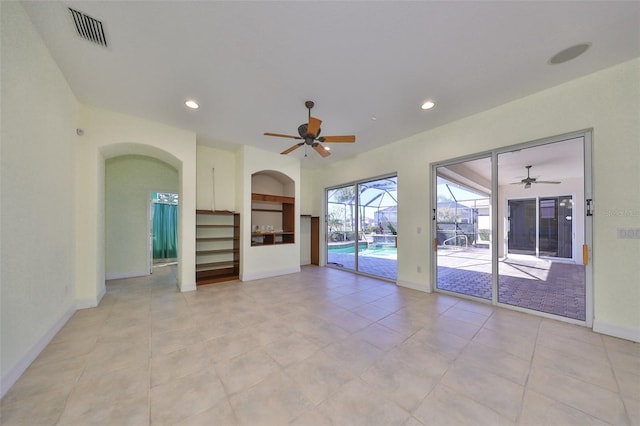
[251,193,295,246]
[195,210,239,285]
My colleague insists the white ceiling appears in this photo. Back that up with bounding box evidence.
[22,1,640,168]
[440,137,585,192]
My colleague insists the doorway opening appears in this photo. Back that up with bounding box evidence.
[150,192,179,268]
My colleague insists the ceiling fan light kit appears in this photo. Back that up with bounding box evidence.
[264,101,356,158]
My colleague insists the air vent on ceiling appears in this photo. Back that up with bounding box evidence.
[69,8,107,47]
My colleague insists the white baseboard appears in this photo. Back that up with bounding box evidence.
[0,304,76,399]
[76,285,107,310]
[593,319,640,343]
[396,279,431,293]
[76,286,106,310]
[180,281,196,292]
[105,270,149,280]
[240,266,301,282]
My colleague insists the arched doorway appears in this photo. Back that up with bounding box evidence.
[104,154,179,280]
[75,127,197,309]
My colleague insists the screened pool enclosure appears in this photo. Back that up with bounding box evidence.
[436,176,491,250]
[326,175,397,280]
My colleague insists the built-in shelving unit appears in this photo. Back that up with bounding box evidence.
[251,193,295,246]
[195,210,239,285]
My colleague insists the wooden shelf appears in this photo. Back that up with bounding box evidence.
[196,210,239,286]
[251,193,294,204]
[251,190,295,246]
[251,232,294,236]
[196,248,239,255]
[251,208,283,213]
[196,209,235,215]
[251,231,294,246]
[196,260,239,271]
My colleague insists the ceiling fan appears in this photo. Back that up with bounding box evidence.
[264,101,355,157]
[512,165,561,189]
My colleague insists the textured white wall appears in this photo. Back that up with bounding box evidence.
[0,2,79,392]
[196,145,237,212]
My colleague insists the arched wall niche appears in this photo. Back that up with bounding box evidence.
[251,170,295,196]
[239,146,300,281]
[250,170,295,246]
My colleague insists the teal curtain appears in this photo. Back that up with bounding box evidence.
[153,203,178,259]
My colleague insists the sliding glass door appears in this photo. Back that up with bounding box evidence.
[498,138,586,320]
[507,199,536,255]
[326,175,397,280]
[326,185,356,272]
[539,196,573,258]
[432,134,590,323]
[434,157,493,300]
[507,196,574,258]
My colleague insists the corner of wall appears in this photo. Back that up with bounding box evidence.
[76,284,107,310]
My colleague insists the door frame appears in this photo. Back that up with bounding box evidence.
[325,172,398,281]
[148,190,180,274]
[431,153,494,301]
[431,129,593,327]
[505,194,578,262]
[311,216,320,265]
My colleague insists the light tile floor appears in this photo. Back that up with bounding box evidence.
[328,248,586,321]
[2,265,638,425]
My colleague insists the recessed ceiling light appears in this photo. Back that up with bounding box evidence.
[421,100,435,110]
[184,99,199,109]
[548,43,591,65]
[324,146,331,151]
[371,116,377,121]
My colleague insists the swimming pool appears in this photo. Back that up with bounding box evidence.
[327,242,367,253]
[328,243,397,258]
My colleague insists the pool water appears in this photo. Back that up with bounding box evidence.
[328,244,397,258]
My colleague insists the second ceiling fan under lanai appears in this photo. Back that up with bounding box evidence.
[263,101,356,157]
[512,165,561,189]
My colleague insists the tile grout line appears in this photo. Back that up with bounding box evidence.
[514,312,543,425]
[601,334,634,426]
